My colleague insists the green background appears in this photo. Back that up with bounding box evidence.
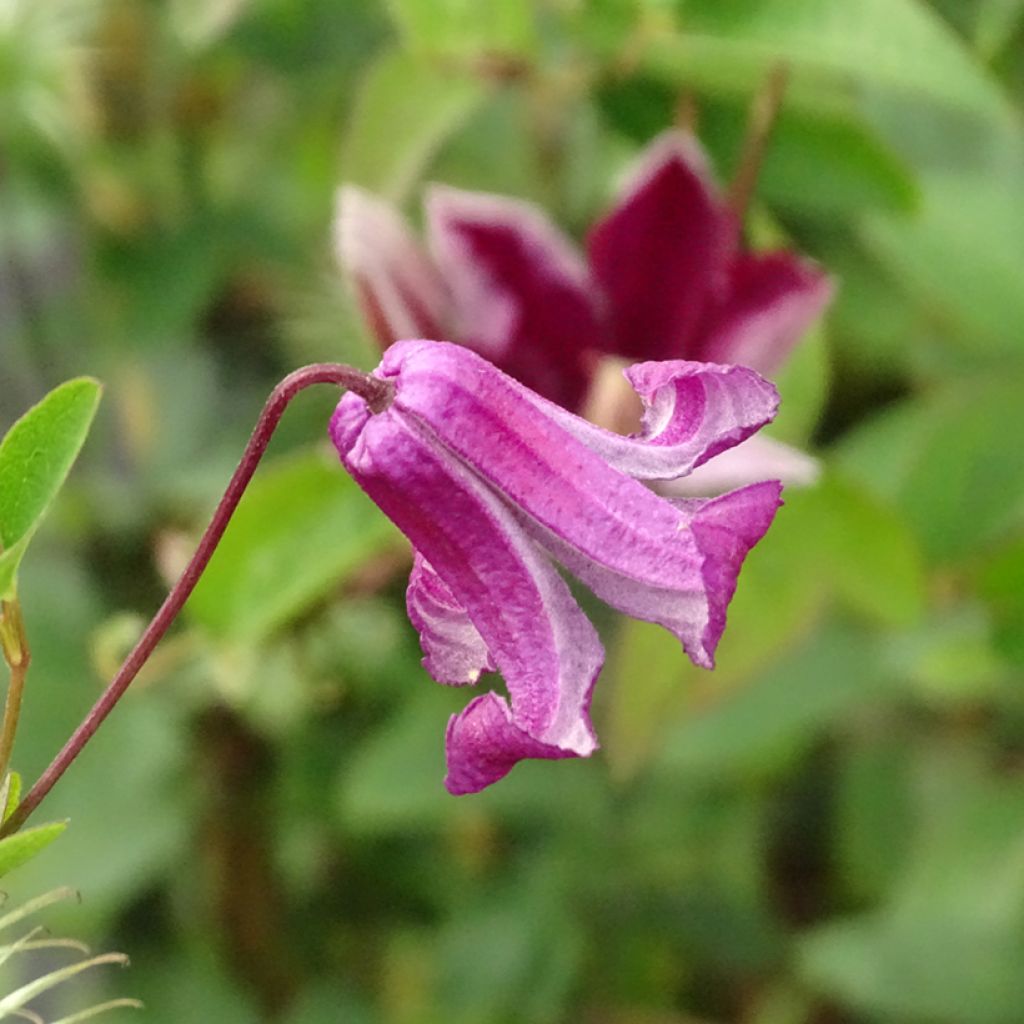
[2,1,1024,1021]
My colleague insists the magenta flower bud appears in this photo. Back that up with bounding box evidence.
[330,341,782,794]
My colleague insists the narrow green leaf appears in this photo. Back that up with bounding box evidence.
[187,449,398,642]
[0,952,129,1016]
[0,887,77,934]
[2,770,21,822]
[50,998,144,1024]
[0,378,101,599]
[0,821,67,878]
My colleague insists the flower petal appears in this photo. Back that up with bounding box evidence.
[521,481,782,668]
[382,341,779,668]
[587,131,735,361]
[406,552,494,685]
[696,251,835,375]
[445,692,577,795]
[334,185,450,347]
[429,350,780,482]
[331,378,601,789]
[665,434,820,496]
[426,184,604,409]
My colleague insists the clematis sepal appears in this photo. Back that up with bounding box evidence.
[331,340,781,790]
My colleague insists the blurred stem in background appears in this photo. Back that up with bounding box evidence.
[0,591,31,781]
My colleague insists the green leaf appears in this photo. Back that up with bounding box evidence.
[0,378,101,599]
[1,770,22,822]
[385,0,537,58]
[837,376,1024,562]
[655,625,888,780]
[0,820,66,878]
[187,449,398,643]
[653,0,1008,120]
[342,49,488,202]
[863,174,1024,359]
[701,99,918,216]
[799,750,1024,1023]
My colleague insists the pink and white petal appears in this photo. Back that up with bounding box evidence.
[332,385,601,776]
[406,553,494,685]
[662,435,820,496]
[418,348,779,483]
[444,692,578,795]
[426,184,605,410]
[587,130,736,361]
[518,480,782,668]
[385,342,781,665]
[383,342,709,589]
[697,251,835,375]
[334,185,450,347]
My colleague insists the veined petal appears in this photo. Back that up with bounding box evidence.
[426,184,604,409]
[331,382,602,792]
[403,345,779,482]
[520,481,782,667]
[406,553,494,685]
[697,251,835,375]
[665,434,821,496]
[587,131,735,361]
[381,341,780,667]
[334,185,450,347]
[445,693,577,795]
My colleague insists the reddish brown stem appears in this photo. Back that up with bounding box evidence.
[1,364,391,835]
[727,63,790,228]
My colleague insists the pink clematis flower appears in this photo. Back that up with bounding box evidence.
[336,130,833,432]
[331,340,782,793]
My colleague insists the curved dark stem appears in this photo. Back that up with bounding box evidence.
[1,363,391,836]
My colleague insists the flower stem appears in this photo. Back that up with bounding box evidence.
[0,363,391,836]
[727,62,790,228]
[0,596,30,782]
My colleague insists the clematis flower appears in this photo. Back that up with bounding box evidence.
[330,340,782,794]
[336,130,833,418]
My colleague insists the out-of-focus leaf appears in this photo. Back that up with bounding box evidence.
[0,771,20,821]
[0,378,101,599]
[719,475,924,673]
[385,0,537,58]
[701,100,918,216]
[8,696,188,932]
[977,535,1024,666]
[602,618,690,783]
[284,985,377,1024]
[768,320,829,446]
[656,625,888,780]
[835,726,914,904]
[799,750,1024,1023]
[837,375,1024,562]
[187,449,398,643]
[813,475,927,627]
[975,0,1024,59]
[342,49,488,201]
[863,175,1024,360]
[435,870,583,1024]
[337,688,460,835]
[653,0,1008,120]
[0,820,66,878]
[885,603,1011,706]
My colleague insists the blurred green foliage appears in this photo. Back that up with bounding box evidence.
[2,0,1024,1021]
